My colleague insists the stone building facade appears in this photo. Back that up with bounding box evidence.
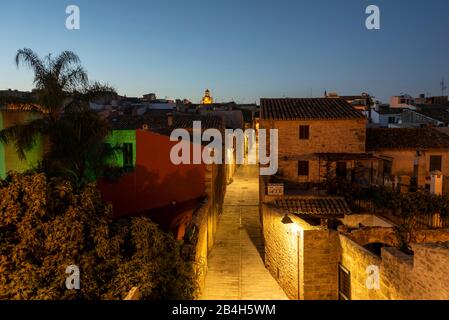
[366,128,449,190]
[260,98,367,183]
[262,201,449,300]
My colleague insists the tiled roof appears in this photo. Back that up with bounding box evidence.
[366,128,449,150]
[173,114,224,131]
[377,107,405,115]
[108,112,224,132]
[261,98,364,120]
[272,196,351,217]
[107,110,171,130]
[414,105,449,124]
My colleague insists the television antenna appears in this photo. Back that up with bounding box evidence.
[440,78,447,96]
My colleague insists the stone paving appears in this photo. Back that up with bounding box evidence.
[199,164,288,300]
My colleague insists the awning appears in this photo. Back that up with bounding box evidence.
[315,153,379,161]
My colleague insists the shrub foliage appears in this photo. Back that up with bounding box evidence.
[0,172,196,300]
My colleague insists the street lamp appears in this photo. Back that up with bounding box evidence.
[282,213,301,300]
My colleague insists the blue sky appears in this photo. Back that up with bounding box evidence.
[1,0,449,103]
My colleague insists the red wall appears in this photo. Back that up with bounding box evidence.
[99,130,206,218]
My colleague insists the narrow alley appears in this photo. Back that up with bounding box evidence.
[199,164,288,300]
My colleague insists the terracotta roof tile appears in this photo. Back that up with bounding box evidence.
[273,196,351,216]
[366,128,449,150]
[261,98,364,121]
[108,112,224,132]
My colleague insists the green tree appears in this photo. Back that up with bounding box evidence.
[0,48,116,183]
[0,172,196,300]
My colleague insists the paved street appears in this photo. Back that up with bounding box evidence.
[199,164,288,300]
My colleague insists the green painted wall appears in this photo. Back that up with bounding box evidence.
[0,112,5,179]
[0,111,44,179]
[105,129,136,168]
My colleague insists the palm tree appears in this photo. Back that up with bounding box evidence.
[0,48,117,183]
[47,107,118,184]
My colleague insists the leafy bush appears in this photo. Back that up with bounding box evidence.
[327,180,449,253]
[0,172,196,300]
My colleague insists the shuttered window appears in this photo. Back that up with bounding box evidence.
[338,264,351,300]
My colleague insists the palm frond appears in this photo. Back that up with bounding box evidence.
[15,48,46,84]
[52,51,81,76]
[61,66,88,91]
[82,82,116,101]
[0,118,48,160]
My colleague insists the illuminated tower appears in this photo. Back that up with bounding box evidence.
[201,89,213,104]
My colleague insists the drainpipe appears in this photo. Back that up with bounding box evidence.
[297,233,300,300]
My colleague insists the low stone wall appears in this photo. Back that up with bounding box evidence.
[341,214,392,228]
[343,227,398,247]
[414,229,449,243]
[382,243,449,300]
[339,232,449,300]
[343,226,449,248]
[182,200,213,298]
[339,234,386,300]
[184,163,227,298]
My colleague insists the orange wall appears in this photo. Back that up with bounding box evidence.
[98,130,206,218]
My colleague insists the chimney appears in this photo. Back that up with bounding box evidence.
[167,113,173,127]
[431,171,443,195]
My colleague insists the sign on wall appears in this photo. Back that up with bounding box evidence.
[267,183,284,196]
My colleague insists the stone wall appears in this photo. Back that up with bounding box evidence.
[382,242,449,300]
[339,232,449,300]
[343,226,449,248]
[302,230,340,300]
[205,163,227,251]
[262,204,306,299]
[260,118,366,182]
[261,203,339,300]
[339,234,386,300]
[186,163,226,298]
[186,200,211,297]
[341,214,393,228]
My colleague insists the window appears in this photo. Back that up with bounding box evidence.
[383,160,392,176]
[123,143,134,168]
[299,125,310,140]
[336,162,347,180]
[430,155,442,172]
[338,264,351,300]
[298,161,309,176]
[388,116,396,124]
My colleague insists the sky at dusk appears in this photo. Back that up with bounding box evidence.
[1,0,449,104]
